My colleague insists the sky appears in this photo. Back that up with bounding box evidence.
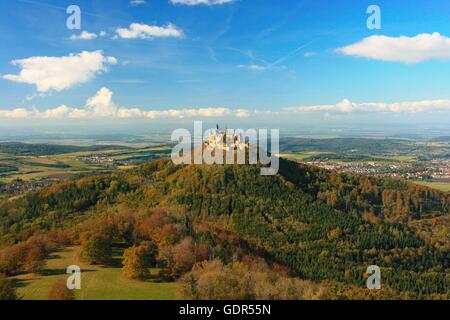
[1,0,450,135]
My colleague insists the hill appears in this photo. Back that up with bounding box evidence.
[0,157,448,299]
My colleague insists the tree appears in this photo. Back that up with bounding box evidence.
[123,241,157,280]
[23,245,46,274]
[172,237,197,276]
[80,234,112,265]
[0,275,19,300]
[48,279,74,300]
[0,248,20,276]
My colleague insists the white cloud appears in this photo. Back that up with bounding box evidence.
[70,31,98,40]
[284,99,450,113]
[0,88,250,120]
[85,87,117,117]
[304,51,316,58]
[0,108,34,119]
[143,107,235,119]
[235,109,250,118]
[114,23,183,39]
[68,108,89,119]
[337,32,450,63]
[170,0,234,5]
[130,0,146,6]
[40,105,71,118]
[237,63,288,72]
[2,51,117,92]
[0,105,71,119]
[237,64,268,72]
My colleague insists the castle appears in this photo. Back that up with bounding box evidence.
[204,125,248,152]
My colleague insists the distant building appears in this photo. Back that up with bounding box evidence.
[204,125,248,152]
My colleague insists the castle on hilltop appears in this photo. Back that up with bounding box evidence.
[204,124,248,152]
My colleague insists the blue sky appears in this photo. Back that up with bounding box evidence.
[1,0,450,132]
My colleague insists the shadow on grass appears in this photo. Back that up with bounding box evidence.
[12,279,30,288]
[109,245,127,268]
[39,269,67,276]
[39,268,98,276]
[148,275,171,283]
[109,258,123,268]
[46,247,74,260]
[46,254,61,260]
[11,268,99,289]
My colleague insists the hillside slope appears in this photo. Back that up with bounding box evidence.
[0,158,448,298]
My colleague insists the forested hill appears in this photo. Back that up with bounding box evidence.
[0,158,449,297]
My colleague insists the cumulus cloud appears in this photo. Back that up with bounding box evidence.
[284,99,450,113]
[170,0,234,5]
[40,105,71,118]
[336,32,450,63]
[114,23,183,39]
[2,51,117,92]
[4,88,449,121]
[143,107,250,119]
[85,87,118,117]
[0,88,250,120]
[70,31,98,40]
[0,108,34,119]
[0,105,71,119]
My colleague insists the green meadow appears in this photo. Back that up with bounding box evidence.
[13,246,179,300]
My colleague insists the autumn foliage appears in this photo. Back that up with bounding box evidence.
[80,234,112,265]
[0,275,18,300]
[122,241,157,279]
[48,279,74,300]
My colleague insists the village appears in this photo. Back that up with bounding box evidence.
[0,179,47,198]
[305,158,450,181]
[76,154,130,167]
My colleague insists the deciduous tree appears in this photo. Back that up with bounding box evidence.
[80,234,112,265]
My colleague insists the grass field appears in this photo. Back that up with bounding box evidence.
[413,181,450,192]
[279,152,329,161]
[13,246,179,300]
[370,155,417,162]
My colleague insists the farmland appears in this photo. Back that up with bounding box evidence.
[0,143,172,198]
